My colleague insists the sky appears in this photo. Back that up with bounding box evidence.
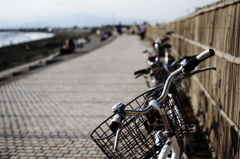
[0,0,219,28]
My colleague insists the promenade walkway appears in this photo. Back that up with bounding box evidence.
[0,34,212,159]
[0,35,150,159]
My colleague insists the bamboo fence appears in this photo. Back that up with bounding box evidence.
[146,1,240,158]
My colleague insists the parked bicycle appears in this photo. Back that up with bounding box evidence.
[91,49,215,159]
[146,31,174,65]
[134,57,181,88]
[134,55,196,90]
[141,32,175,88]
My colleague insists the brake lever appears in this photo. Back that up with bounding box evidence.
[173,67,216,82]
[182,67,216,79]
[135,73,144,79]
[114,124,122,152]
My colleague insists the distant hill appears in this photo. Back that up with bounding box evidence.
[1,13,149,29]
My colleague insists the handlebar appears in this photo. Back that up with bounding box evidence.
[134,49,215,78]
[154,31,173,44]
[134,57,180,78]
[134,49,215,111]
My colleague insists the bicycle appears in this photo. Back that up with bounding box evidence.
[141,32,176,88]
[134,54,197,91]
[144,35,174,68]
[91,49,215,159]
[134,57,182,88]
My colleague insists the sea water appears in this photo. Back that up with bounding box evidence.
[0,32,55,47]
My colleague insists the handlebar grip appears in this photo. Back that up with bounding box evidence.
[183,49,215,71]
[196,49,215,61]
[109,114,122,133]
[161,37,169,43]
[134,68,150,75]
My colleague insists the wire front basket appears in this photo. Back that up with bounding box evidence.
[91,84,190,159]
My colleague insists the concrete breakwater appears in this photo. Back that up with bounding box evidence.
[0,28,91,72]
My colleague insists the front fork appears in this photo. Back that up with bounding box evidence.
[157,134,189,159]
[158,135,180,159]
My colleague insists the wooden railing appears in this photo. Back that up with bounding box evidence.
[146,1,240,158]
